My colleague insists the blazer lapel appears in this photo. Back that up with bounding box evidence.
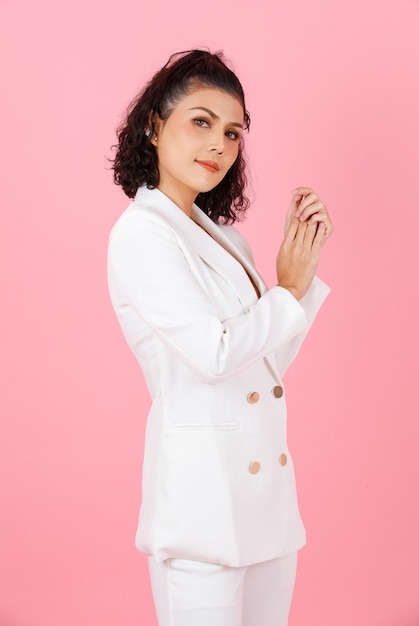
[134,186,281,383]
[192,206,268,299]
[134,187,266,307]
[190,201,281,385]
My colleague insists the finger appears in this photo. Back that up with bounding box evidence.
[311,222,327,251]
[299,200,324,221]
[303,221,318,247]
[291,186,314,197]
[295,193,318,218]
[286,194,303,223]
[307,212,333,234]
[307,212,330,226]
[294,220,308,246]
[284,216,300,241]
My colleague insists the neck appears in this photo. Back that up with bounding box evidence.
[156,184,196,218]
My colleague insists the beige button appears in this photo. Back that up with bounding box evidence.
[278,453,288,467]
[249,461,261,474]
[272,385,284,399]
[247,391,260,404]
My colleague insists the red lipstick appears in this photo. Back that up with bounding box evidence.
[195,160,220,173]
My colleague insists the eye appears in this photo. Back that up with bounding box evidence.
[194,118,209,128]
[225,130,240,141]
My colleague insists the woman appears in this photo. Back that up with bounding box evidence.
[108,49,333,626]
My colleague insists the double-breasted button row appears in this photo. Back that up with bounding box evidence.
[246,386,283,403]
[247,391,260,404]
[271,385,283,399]
[248,454,288,474]
[278,453,287,467]
[248,461,261,474]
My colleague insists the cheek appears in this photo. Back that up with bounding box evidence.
[181,124,204,146]
[226,144,240,166]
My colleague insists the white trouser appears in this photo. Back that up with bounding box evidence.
[147,552,297,626]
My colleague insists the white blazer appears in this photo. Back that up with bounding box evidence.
[108,185,330,567]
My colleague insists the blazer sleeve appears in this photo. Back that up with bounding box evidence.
[108,209,316,384]
[220,225,331,379]
[274,275,331,378]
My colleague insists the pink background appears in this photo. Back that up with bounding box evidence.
[1,0,418,624]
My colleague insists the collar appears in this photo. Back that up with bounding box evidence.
[133,186,267,305]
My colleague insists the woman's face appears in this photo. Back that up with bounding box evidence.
[151,87,244,214]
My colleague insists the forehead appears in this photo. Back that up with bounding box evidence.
[175,87,244,123]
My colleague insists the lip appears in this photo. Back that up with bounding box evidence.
[195,160,220,173]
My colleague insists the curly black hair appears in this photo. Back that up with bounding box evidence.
[111,49,251,224]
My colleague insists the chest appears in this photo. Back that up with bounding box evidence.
[176,234,262,319]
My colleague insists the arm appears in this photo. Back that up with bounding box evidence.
[108,210,309,384]
[274,186,333,374]
[275,275,330,378]
[220,224,331,378]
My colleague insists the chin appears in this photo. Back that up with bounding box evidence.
[196,182,222,195]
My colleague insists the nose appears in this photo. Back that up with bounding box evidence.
[208,130,225,155]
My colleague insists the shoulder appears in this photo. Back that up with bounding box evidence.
[109,202,173,246]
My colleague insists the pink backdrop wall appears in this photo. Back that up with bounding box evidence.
[1,0,418,624]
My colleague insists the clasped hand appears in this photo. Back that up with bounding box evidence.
[276,187,333,301]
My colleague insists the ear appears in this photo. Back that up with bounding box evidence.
[149,112,163,147]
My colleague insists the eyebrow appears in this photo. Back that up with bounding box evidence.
[188,106,243,129]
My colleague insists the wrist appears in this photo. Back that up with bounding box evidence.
[277,284,302,301]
